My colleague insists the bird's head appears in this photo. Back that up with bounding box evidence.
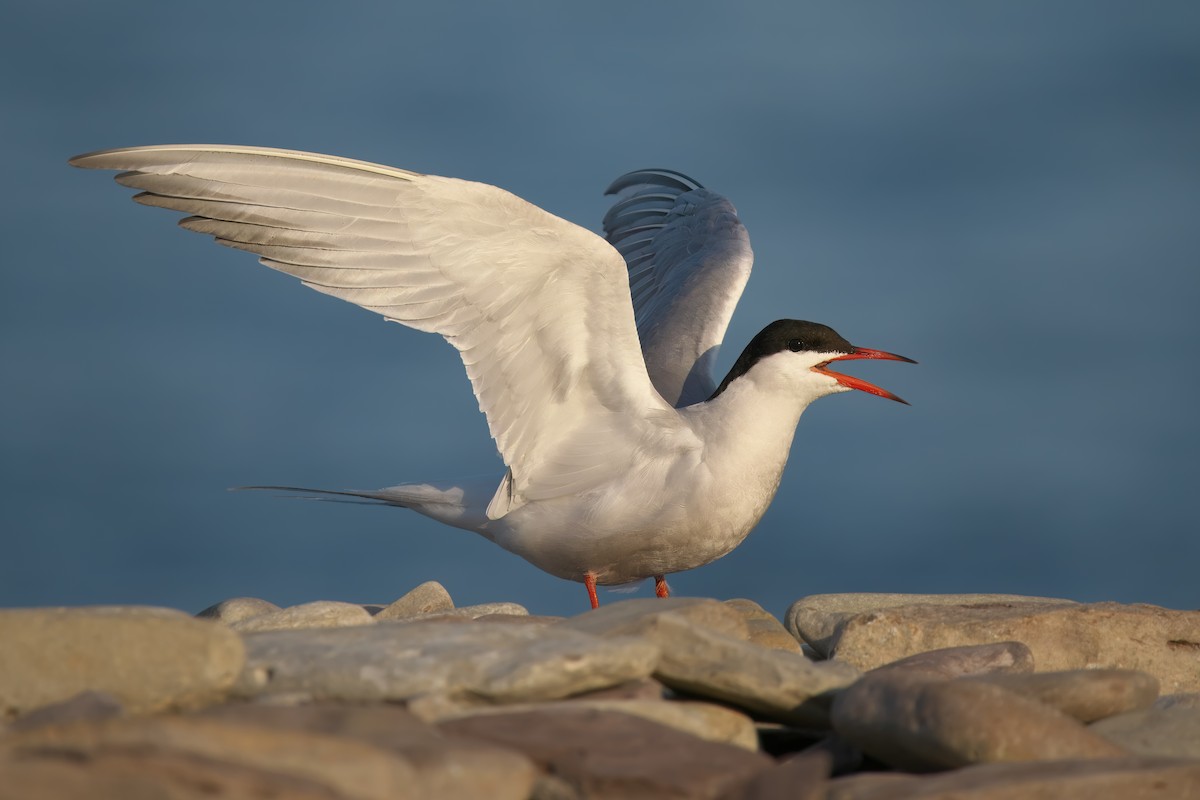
[711,319,915,404]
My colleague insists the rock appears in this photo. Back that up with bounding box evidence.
[650,615,860,726]
[566,677,666,702]
[6,690,124,732]
[795,596,1200,693]
[374,581,455,620]
[0,749,347,800]
[0,606,245,716]
[724,599,803,653]
[1156,693,1200,710]
[196,596,282,624]
[1091,705,1200,758]
[721,750,830,800]
[560,597,751,641]
[969,669,1159,722]
[236,620,659,704]
[874,642,1034,679]
[823,757,1200,799]
[441,707,772,799]
[830,670,1127,771]
[231,600,376,632]
[785,593,1076,658]
[198,702,538,799]
[436,602,530,619]
[432,699,759,751]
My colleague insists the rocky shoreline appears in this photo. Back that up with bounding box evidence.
[2,587,1198,798]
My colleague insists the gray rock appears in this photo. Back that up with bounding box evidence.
[786,593,1075,658]
[795,596,1200,693]
[559,596,750,641]
[1091,705,1200,758]
[231,600,376,633]
[196,596,283,624]
[441,707,772,799]
[824,757,1200,799]
[0,606,244,716]
[970,669,1159,723]
[236,620,659,704]
[725,598,803,653]
[830,669,1126,771]
[374,581,455,620]
[650,615,860,727]
[435,602,529,619]
[6,691,124,733]
[874,642,1034,679]
[1156,692,1200,710]
[723,750,830,800]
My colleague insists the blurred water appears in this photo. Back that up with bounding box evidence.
[2,3,1198,618]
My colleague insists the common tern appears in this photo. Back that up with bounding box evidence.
[71,145,914,608]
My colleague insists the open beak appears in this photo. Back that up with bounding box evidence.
[814,347,917,405]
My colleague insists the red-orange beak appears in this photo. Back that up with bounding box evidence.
[814,347,916,404]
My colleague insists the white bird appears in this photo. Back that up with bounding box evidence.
[71,145,913,608]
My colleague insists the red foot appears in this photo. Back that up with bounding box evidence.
[655,575,670,599]
[585,573,599,609]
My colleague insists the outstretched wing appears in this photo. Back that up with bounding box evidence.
[603,170,754,407]
[71,145,683,517]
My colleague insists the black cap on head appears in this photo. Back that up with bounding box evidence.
[710,320,853,398]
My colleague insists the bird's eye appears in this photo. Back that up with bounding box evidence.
[787,339,804,352]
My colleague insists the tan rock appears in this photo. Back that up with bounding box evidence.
[374,581,454,620]
[874,642,1034,679]
[802,598,1200,693]
[441,707,772,798]
[231,600,376,632]
[830,670,1127,771]
[725,599,803,653]
[785,593,1076,658]
[824,757,1200,799]
[560,596,751,641]
[1091,705,1200,758]
[970,669,1159,722]
[0,606,244,716]
[195,596,282,624]
[720,750,830,800]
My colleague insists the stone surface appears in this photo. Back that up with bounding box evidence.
[433,698,759,750]
[374,581,454,620]
[1156,692,1200,710]
[231,600,376,632]
[831,669,1127,771]
[873,642,1035,679]
[651,614,860,726]
[236,620,659,703]
[441,707,773,799]
[196,596,282,624]
[0,606,245,716]
[721,750,830,800]
[970,669,1159,723]
[799,597,1200,693]
[560,597,751,642]
[6,691,124,732]
[786,593,1076,658]
[198,702,538,799]
[1091,705,1200,758]
[724,599,803,653]
[824,757,1200,799]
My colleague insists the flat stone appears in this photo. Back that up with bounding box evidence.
[785,593,1076,658]
[1091,706,1200,758]
[650,615,860,726]
[196,596,283,624]
[198,702,538,799]
[432,698,759,751]
[800,598,1200,693]
[0,606,245,716]
[231,600,376,632]
[830,670,1127,771]
[725,599,803,653]
[7,691,124,733]
[441,707,772,799]
[560,596,750,641]
[823,757,1200,799]
[874,642,1034,679]
[565,677,666,701]
[721,750,830,800]
[1156,693,1200,710]
[374,581,454,620]
[236,620,659,704]
[0,714,422,800]
[0,749,347,800]
[970,669,1159,722]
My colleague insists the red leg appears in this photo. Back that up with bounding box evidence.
[585,572,599,609]
[655,575,670,599]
